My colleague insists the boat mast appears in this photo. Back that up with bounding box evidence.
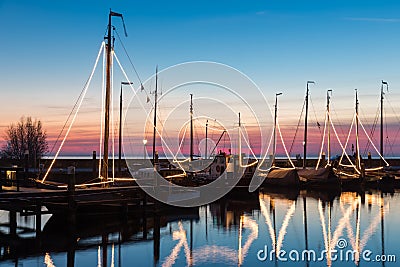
[205,120,208,159]
[190,94,193,161]
[355,89,360,171]
[273,93,282,166]
[238,112,241,163]
[327,89,332,165]
[303,81,315,169]
[152,66,158,166]
[102,10,124,180]
[380,81,388,161]
[119,84,122,174]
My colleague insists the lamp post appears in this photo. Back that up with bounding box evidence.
[143,139,148,160]
[303,80,315,169]
[119,81,133,174]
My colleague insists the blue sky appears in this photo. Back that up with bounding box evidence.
[1,0,400,156]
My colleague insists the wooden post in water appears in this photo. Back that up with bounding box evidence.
[153,214,160,264]
[142,210,147,240]
[67,196,77,267]
[102,234,108,267]
[35,201,42,238]
[360,163,365,180]
[92,151,97,178]
[67,244,76,267]
[9,210,17,237]
[68,166,76,209]
[368,152,372,168]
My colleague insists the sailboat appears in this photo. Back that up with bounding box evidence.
[186,94,232,183]
[297,87,340,188]
[261,92,300,187]
[18,10,175,214]
[334,86,393,188]
[375,81,396,187]
[39,10,131,187]
[335,89,366,187]
[135,66,189,184]
[154,93,231,186]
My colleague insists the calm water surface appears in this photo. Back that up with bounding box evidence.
[1,188,399,267]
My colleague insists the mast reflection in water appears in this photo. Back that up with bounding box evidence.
[0,189,398,266]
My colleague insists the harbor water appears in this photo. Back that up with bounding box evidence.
[0,188,398,267]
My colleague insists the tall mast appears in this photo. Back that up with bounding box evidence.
[102,10,124,180]
[205,120,208,159]
[152,66,158,166]
[273,93,282,166]
[355,89,360,171]
[327,90,332,165]
[190,94,194,161]
[380,81,388,160]
[119,84,122,174]
[303,81,315,169]
[238,112,241,163]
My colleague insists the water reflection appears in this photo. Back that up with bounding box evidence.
[0,188,398,266]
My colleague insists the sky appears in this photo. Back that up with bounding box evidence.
[1,0,400,158]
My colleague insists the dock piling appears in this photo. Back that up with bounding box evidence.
[9,210,17,237]
[67,166,76,209]
[92,151,97,178]
[35,202,42,237]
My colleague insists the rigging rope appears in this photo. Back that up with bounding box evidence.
[363,101,380,156]
[289,99,305,155]
[113,52,187,174]
[41,42,105,183]
[115,29,144,88]
[385,97,400,156]
[309,95,322,135]
[357,114,389,166]
[315,111,328,169]
[276,119,295,168]
[98,44,106,178]
[332,114,360,174]
[173,124,190,163]
[239,126,259,168]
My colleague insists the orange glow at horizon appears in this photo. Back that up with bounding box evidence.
[3,118,393,158]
